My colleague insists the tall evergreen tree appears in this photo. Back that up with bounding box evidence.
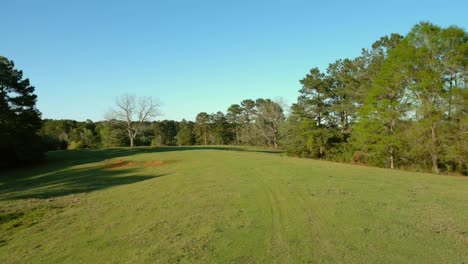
[404,22,447,173]
[326,59,360,136]
[176,119,194,146]
[0,56,44,167]
[226,104,243,144]
[210,111,233,145]
[351,34,406,168]
[194,112,211,145]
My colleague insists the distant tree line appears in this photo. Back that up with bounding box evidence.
[193,98,285,147]
[40,119,176,150]
[38,97,286,150]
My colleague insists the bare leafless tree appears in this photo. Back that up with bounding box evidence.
[252,98,285,148]
[105,94,160,147]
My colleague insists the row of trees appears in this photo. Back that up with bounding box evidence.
[40,118,177,150]
[39,97,286,150]
[194,98,285,147]
[283,22,467,174]
[0,56,285,168]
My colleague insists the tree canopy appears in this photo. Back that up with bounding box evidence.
[0,56,44,167]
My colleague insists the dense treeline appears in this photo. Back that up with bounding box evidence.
[39,97,286,150]
[189,21,466,175]
[40,119,174,150]
[194,98,285,147]
[284,22,467,174]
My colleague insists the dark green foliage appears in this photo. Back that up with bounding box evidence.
[284,67,338,158]
[39,119,73,150]
[41,119,110,150]
[193,111,234,145]
[0,56,44,167]
[226,98,285,147]
[194,112,211,145]
[210,111,233,145]
[96,121,128,148]
[152,120,178,146]
[176,119,194,146]
[192,99,284,147]
[285,22,467,175]
[226,104,243,144]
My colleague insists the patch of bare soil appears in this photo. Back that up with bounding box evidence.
[145,161,165,167]
[105,160,134,169]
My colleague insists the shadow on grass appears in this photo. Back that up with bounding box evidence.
[0,146,279,201]
[0,163,164,201]
[3,146,281,177]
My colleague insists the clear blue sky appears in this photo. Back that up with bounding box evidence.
[3,0,467,121]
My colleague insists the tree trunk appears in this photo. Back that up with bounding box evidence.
[389,120,395,169]
[389,147,394,169]
[127,129,134,147]
[448,75,453,121]
[431,123,439,173]
[431,154,439,173]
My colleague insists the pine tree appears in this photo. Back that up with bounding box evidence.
[0,56,44,167]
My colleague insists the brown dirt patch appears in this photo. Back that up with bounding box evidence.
[145,161,165,167]
[105,160,134,169]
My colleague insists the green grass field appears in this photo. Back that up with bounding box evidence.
[0,147,467,263]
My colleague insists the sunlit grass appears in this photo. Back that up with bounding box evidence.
[1,146,467,263]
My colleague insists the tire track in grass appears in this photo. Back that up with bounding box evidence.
[263,181,292,262]
[293,184,333,262]
[263,160,332,263]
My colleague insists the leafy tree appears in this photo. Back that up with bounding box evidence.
[326,58,360,136]
[351,35,407,168]
[176,119,194,146]
[281,114,317,157]
[96,121,127,147]
[210,111,233,145]
[439,26,468,173]
[39,119,72,150]
[194,112,211,145]
[153,120,178,146]
[71,120,99,148]
[240,99,256,124]
[134,122,153,146]
[226,104,243,144]
[355,33,404,105]
[98,125,114,147]
[238,99,257,144]
[0,56,44,167]
[298,68,331,126]
[292,68,336,157]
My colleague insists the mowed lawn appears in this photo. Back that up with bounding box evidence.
[0,147,467,263]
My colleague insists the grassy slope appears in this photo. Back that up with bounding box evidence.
[0,147,467,263]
